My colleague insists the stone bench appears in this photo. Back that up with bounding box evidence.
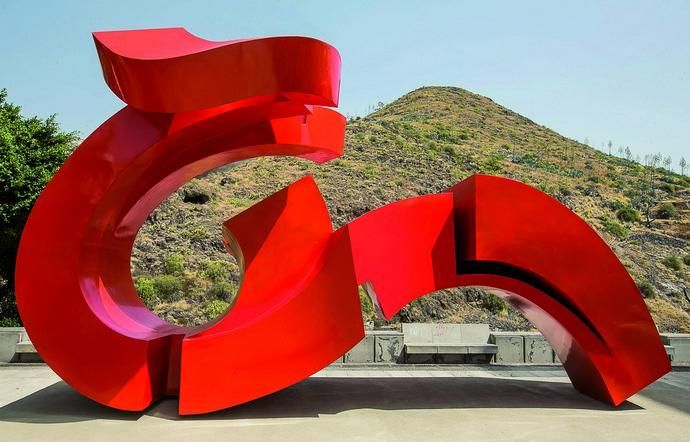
[402,323,497,363]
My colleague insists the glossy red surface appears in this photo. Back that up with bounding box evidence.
[344,175,670,405]
[93,27,341,113]
[15,28,669,415]
[180,176,363,414]
[16,29,348,413]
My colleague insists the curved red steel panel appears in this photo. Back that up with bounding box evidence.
[343,174,670,405]
[93,27,341,113]
[14,27,670,415]
[15,29,347,412]
[179,176,363,414]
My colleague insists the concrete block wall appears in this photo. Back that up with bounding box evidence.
[490,332,524,364]
[661,333,690,366]
[343,335,374,363]
[490,332,559,364]
[0,328,27,363]
[340,330,405,363]
[374,331,405,363]
[3,327,689,366]
[343,329,559,365]
[523,333,556,363]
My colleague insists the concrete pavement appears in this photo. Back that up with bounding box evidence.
[0,364,688,441]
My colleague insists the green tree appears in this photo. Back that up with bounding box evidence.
[0,89,77,324]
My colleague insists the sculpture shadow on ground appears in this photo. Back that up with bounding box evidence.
[635,371,690,414]
[0,376,644,424]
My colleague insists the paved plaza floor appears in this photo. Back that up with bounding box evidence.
[0,364,688,441]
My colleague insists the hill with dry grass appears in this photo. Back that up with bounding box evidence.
[131,87,690,332]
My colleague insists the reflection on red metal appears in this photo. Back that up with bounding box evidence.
[15,28,669,415]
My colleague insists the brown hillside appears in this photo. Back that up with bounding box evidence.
[131,87,690,331]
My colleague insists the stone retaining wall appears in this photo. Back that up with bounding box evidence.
[339,329,689,366]
[2,327,689,366]
[0,328,27,363]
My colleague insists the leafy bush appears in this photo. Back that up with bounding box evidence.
[656,203,677,219]
[227,196,254,207]
[134,277,157,305]
[442,144,459,158]
[558,186,572,197]
[0,317,21,327]
[605,200,625,211]
[602,218,628,239]
[394,137,409,150]
[358,286,375,318]
[163,254,185,275]
[0,291,19,327]
[684,255,690,266]
[181,226,208,240]
[662,255,682,271]
[512,152,541,168]
[152,275,183,301]
[482,293,508,314]
[581,185,600,197]
[660,183,675,194]
[483,151,504,173]
[565,169,584,178]
[204,299,229,319]
[427,122,459,143]
[203,259,232,283]
[362,164,378,179]
[537,182,557,196]
[207,281,236,302]
[616,206,640,223]
[637,282,656,298]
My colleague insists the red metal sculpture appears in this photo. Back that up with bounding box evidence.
[15,28,669,415]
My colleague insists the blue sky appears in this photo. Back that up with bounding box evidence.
[1,1,688,164]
